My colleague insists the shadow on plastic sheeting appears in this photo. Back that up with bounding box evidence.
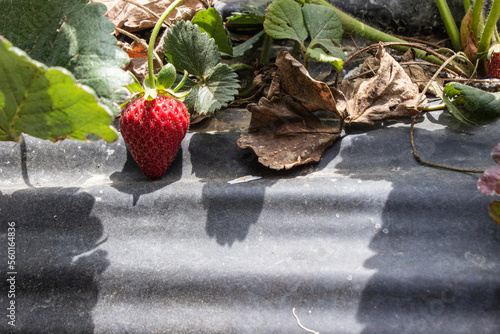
[189,133,267,246]
[0,187,108,334]
[110,148,183,206]
[329,122,500,333]
[189,132,341,246]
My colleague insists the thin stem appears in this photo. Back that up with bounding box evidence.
[410,117,484,173]
[477,0,500,56]
[148,0,184,89]
[115,27,163,67]
[260,34,273,65]
[343,42,469,77]
[434,0,462,51]
[464,0,471,12]
[472,0,485,40]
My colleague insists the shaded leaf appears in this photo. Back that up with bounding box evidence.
[302,2,343,47]
[0,0,131,116]
[192,8,233,55]
[340,44,421,125]
[489,201,500,224]
[233,30,266,58]
[0,37,117,143]
[226,13,265,25]
[164,20,220,78]
[443,82,500,124]
[264,0,308,45]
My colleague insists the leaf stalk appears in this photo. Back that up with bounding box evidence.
[148,0,184,89]
[477,0,500,56]
[434,0,461,51]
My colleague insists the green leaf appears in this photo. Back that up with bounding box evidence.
[195,64,239,114]
[192,8,233,56]
[180,64,239,115]
[0,37,117,143]
[232,31,266,58]
[443,82,500,124]
[226,2,269,25]
[157,63,177,90]
[264,0,308,45]
[164,20,220,78]
[489,201,500,224]
[0,0,131,116]
[164,21,239,115]
[125,72,144,94]
[302,2,343,47]
[226,13,265,25]
[306,47,343,71]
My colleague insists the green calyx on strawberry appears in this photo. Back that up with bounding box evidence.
[486,44,500,79]
[120,64,191,179]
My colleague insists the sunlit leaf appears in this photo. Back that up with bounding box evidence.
[0,37,117,143]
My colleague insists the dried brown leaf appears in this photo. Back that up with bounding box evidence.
[401,49,440,96]
[237,51,343,170]
[237,96,341,170]
[274,50,346,119]
[340,44,421,126]
[92,0,204,31]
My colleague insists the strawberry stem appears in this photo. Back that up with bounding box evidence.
[434,0,461,51]
[477,0,500,56]
[472,0,485,40]
[147,0,185,90]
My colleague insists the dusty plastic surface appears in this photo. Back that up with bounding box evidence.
[1,108,499,333]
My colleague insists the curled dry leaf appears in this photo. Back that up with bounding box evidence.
[274,50,347,119]
[92,0,204,31]
[401,48,441,96]
[237,96,341,170]
[341,43,421,126]
[237,51,342,170]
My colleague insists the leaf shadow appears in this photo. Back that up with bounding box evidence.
[189,131,342,246]
[0,187,108,333]
[329,118,500,332]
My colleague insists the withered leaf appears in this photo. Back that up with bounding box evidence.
[340,43,421,125]
[237,95,341,170]
[460,8,478,61]
[93,0,204,31]
[401,48,441,96]
[274,50,346,119]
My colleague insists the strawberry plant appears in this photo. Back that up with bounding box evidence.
[0,0,130,142]
[264,0,346,70]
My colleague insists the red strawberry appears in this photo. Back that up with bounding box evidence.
[120,95,190,179]
[487,44,500,79]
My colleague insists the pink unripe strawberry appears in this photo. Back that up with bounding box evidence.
[487,44,500,79]
[120,95,189,179]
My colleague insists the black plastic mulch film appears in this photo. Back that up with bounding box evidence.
[1,108,499,333]
[1,0,500,332]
